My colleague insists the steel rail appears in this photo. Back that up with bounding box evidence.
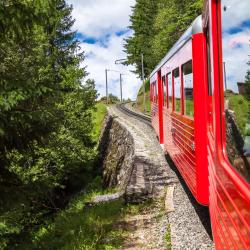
[116,103,152,127]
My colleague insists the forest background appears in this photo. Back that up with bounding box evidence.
[0,0,202,249]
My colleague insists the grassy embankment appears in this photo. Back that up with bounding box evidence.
[0,102,120,250]
[91,102,107,141]
[135,80,151,115]
[7,102,168,250]
[226,93,250,136]
[3,102,171,250]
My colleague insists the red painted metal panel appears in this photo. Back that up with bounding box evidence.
[157,71,164,144]
[151,1,250,247]
[192,33,209,205]
[207,0,250,248]
[161,39,199,200]
[161,35,209,204]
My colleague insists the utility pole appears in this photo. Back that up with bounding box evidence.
[120,74,123,102]
[105,69,108,104]
[223,62,227,91]
[141,54,146,112]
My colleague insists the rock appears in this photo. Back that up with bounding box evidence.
[98,106,171,203]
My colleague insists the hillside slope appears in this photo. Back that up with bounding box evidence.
[135,80,151,115]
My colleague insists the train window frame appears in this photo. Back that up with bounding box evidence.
[173,67,181,113]
[219,0,250,184]
[182,60,194,118]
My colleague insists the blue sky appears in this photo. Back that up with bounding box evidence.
[221,0,250,92]
[67,0,141,100]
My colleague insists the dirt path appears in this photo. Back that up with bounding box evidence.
[116,200,170,250]
[99,105,214,250]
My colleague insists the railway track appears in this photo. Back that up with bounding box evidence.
[115,102,214,248]
[116,102,152,127]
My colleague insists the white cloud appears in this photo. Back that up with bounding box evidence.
[81,32,141,100]
[67,0,141,100]
[221,0,250,92]
[222,30,250,92]
[68,0,135,38]
[222,0,249,31]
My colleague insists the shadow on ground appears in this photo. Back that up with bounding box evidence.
[165,154,213,240]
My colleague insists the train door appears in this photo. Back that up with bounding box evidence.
[207,0,250,248]
[150,78,159,137]
[157,70,164,144]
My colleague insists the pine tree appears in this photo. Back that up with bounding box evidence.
[124,0,203,77]
[124,0,158,78]
[152,0,203,64]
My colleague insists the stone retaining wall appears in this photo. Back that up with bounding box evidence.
[98,107,170,203]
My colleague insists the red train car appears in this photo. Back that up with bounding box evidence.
[150,0,250,249]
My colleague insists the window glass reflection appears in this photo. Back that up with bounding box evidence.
[168,73,172,108]
[155,81,158,103]
[162,76,167,106]
[221,0,250,182]
[173,68,181,113]
[183,61,194,117]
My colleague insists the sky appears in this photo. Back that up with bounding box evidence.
[221,0,250,93]
[67,0,141,100]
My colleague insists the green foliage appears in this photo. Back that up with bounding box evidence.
[124,0,158,78]
[185,99,194,117]
[152,0,203,64]
[227,94,249,136]
[136,80,151,115]
[108,94,120,104]
[92,103,107,142]
[0,1,101,248]
[165,224,172,250]
[124,0,203,77]
[245,60,250,97]
[12,179,128,250]
[99,94,120,104]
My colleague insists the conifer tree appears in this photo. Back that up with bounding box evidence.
[124,0,203,77]
[124,0,158,78]
[0,1,97,245]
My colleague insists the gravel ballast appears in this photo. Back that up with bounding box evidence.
[107,104,214,249]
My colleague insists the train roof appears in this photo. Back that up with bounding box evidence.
[150,15,202,78]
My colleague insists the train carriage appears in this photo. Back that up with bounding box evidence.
[150,15,209,205]
[150,0,250,249]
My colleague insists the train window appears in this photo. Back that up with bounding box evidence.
[221,0,250,183]
[152,84,154,102]
[150,83,153,102]
[162,76,167,106]
[167,73,172,109]
[182,61,194,117]
[206,23,215,134]
[155,81,158,103]
[206,26,213,96]
[173,68,181,113]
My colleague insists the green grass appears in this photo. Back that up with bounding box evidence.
[185,99,194,117]
[136,80,151,115]
[226,94,250,136]
[92,102,107,142]
[11,178,128,250]
[0,103,108,250]
[175,99,181,113]
[165,224,172,250]
[12,179,156,250]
